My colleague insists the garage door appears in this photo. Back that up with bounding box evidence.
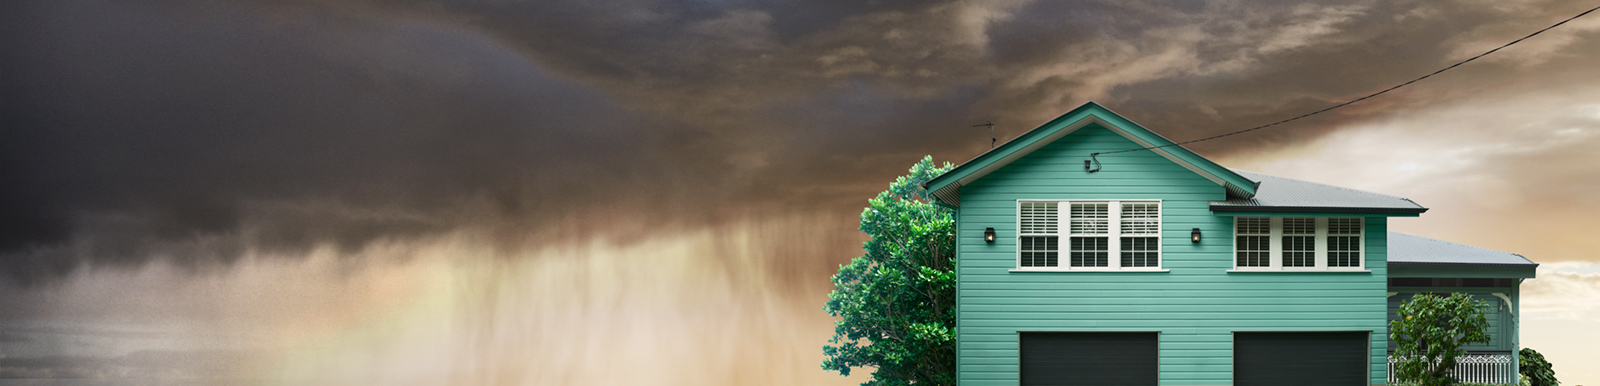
[1234,332,1367,386]
[1019,332,1157,386]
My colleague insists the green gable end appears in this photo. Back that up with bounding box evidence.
[925,102,1259,208]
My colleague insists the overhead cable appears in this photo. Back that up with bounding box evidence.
[1085,3,1600,172]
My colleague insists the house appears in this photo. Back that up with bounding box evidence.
[922,102,1538,386]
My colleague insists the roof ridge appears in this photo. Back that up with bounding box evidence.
[1388,231,1536,264]
[1230,169,1412,201]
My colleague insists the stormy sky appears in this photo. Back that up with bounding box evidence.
[3,0,1600,384]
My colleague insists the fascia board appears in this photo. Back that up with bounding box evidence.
[1207,211,1422,218]
[1208,206,1429,215]
[1388,265,1538,279]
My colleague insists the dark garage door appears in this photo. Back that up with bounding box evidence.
[1234,332,1368,386]
[1020,332,1157,386]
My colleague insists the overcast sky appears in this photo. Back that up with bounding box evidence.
[3,0,1599,384]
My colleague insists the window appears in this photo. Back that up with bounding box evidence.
[1016,200,1162,271]
[1120,203,1160,268]
[1231,217,1366,271]
[1068,203,1108,267]
[1327,218,1362,267]
[1019,202,1058,268]
[1235,218,1270,267]
[1281,218,1315,267]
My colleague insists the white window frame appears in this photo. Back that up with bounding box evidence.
[1012,199,1166,272]
[1229,217,1368,272]
[1017,201,1060,269]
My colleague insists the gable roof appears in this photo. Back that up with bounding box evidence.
[1388,231,1537,267]
[1210,170,1429,214]
[923,102,1258,207]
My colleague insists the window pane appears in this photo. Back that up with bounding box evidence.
[1119,203,1159,235]
[1069,237,1108,267]
[1283,235,1315,267]
[1020,202,1058,234]
[1020,236,1059,267]
[1237,217,1270,235]
[1070,203,1108,235]
[1236,218,1270,267]
[1282,218,1315,235]
[1236,235,1270,267]
[1121,237,1159,267]
[1328,218,1361,235]
[1328,235,1361,267]
[1279,218,1316,267]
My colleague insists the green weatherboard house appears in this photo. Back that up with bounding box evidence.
[923,102,1537,386]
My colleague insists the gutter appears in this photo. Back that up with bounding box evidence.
[1208,205,1428,214]
[1388,262,1540,268]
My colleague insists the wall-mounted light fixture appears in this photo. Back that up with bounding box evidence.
[984,227,996,243]
[1191,228,1202,243]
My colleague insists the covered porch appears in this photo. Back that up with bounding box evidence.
[1385,232,1538,384]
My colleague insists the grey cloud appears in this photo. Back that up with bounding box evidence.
[5,0,1600,284]
[0,350,259,380]
[0,331,28,343]
[1,0,683,284]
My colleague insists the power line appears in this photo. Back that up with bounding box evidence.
[1086,3,1600,172]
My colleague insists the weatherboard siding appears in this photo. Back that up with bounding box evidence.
[955,126,1389,385]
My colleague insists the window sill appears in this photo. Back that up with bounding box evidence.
[1227,269,1371,273]
[1010,268,1170,273]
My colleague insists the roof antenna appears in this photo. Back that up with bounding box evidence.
[972,121,995,148]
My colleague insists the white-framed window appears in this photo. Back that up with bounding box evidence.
[1235,217,1270,267]
[1015,200,1163,271]
[1230,217,1366,271]
[1019,202,1059,268]
[1326,218,1362,267]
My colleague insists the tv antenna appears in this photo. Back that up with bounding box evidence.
[973,121,995,148]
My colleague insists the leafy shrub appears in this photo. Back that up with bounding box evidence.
[1518,348,1559,386]
[1389,293,1493,386]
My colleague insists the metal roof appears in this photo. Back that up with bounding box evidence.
[1388,231,1538,267]
[1209,170,1428,214]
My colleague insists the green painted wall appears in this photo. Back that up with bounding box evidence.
[955,125,1390,385]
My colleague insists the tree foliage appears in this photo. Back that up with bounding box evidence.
[1518,348,1558,386]
[823,156,957,386]
[1389,293,1493,386]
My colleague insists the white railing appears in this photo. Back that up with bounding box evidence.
[1387,354,1516,384]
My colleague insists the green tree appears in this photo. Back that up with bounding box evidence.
[823,156,957,386]
[1389,293,1493,386]
[1518,348,1559,386]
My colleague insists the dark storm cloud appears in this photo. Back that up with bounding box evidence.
[5,0,1598,284]
[1,0,672,283]
[0,350,258,379]
[0,331,28,343]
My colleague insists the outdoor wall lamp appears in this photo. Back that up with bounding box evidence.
[1191,228,1202,243]
[984,228,996,243]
